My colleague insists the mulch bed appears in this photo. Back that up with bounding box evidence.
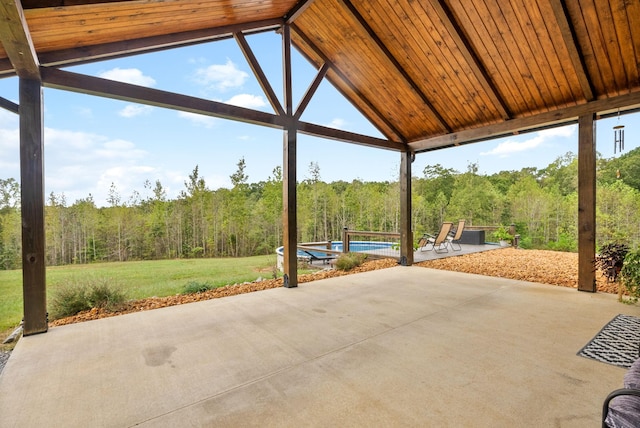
[49,248,621,327]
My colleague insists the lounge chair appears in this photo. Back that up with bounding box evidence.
[447,219,465,251]
[302,250,336,264]
[418,222,453,253]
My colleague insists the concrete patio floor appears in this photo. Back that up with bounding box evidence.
[1,266,638,427]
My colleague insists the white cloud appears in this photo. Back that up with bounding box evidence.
[119,104,153,118]
[326,118,347,129]
[98,68,156,87]
[480,124,576,157]
[177,111,217,128]
[225,94,266,109]
[193,59,248,92]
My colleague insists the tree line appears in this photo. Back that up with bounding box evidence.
[2,148,640,270]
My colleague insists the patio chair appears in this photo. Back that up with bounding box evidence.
[418,222,453,253]
[447,219,465,251]
[602,356,640,427]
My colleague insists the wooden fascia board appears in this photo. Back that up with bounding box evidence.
[410,91,640,152]
[0,94,19,113]
[40,67,286,129]
[234,31,285,116]
[0,18,284,76]
[341,0,451,133]
[291,23,406,143]
[431,0,510,119]
[549,0,594,101]
[297,121,403,151]
[0,0,39,78]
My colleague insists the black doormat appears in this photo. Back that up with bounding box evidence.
[577,314,640,368]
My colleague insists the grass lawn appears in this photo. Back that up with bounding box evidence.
[0,255,279,332]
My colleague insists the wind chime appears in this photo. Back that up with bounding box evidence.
[614,110,625,154]
[614,110,625,179]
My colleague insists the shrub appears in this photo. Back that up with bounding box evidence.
[335,252,367,271]
[49,277,126,319]
[620,250,640,303]
[595,242,629,283]
[182,280,215,294]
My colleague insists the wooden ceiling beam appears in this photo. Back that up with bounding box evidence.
[341,0,451,133]
[549,0,594,101]
[234,31,285,116]
[0,18,284,76]
[0,94,18,113]
[294,62,329,120]
[39,66,394,150]
[0,0,39,78]
[431,0,510,120]
[297,121,403,151]
[410,90,640,152]
[291,23,406,144]
[40,67,286,128]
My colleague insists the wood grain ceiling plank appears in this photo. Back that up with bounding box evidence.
[431,0,510,120]
[344,0,451,133]
[547,0,594,101]
[593,0,628,93]
[610,0,639,90]
[383,0,487,129]
[414,0,504,126]
[304,0,441,139]
[482,0,549,113]
[291,21,405,142]
[625,0,640,90]
[573,0,617,96]
[508,0,569,107]
[448,0,530,115]
[563,0,604,95]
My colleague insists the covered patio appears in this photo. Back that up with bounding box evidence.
[1,0,640,335]
[1,267,637,426]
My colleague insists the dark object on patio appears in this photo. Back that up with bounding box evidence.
[603,357,640,428]
[418,222,453,253]
[302,250,336,264]
[447,219,465,251]
[459,230,485,245]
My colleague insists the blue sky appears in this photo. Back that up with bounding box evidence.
[0,31,638,206]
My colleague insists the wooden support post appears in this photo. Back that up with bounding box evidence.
[282,124,298,288]
[399,151,413,265]
[282,24,297,288]
[19,78,48,334]
[578,114,596,292]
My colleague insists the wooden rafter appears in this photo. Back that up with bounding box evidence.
[410,90,640,152]
[0,0,39,78]
[549,0,594,101]
[0,94,18,113]
[234,31,285,116]
[40,67,286,128]
[294,62,329,120]
[341,0,451,133]
[291,22,406,144]
[431,0,510,120]
[297,121,403,151]
[39,66,392,150]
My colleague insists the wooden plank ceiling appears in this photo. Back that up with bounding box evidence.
[1,0,639,152]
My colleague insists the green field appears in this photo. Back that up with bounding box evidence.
[0,255,280,332]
